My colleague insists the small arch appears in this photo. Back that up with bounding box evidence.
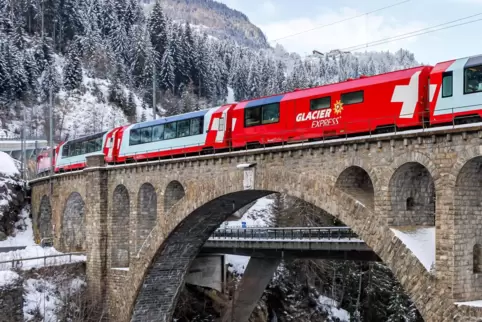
[388,162,435,226]
[136,183,157,254]
[164,180,185,212]
[62,192,85,251]
[112,184,130,268]
[38,195,52,239]
[335,166,374,208]
[474,244,482,274]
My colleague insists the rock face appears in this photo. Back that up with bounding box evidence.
[0,271,24,322]
[0,153,26,240]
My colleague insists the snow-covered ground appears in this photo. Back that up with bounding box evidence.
[318,295,350,322]
[0,151,19,177]
[390,227,435,272]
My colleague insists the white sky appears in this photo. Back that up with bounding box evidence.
[216,0,482,64]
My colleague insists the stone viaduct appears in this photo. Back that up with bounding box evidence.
[29,124,482,322]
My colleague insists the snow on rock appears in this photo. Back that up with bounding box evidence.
[390,227,435,272]
[0,151,19,177]
[318,295,351,322]
[0,208,35,247]
[0,270,20,288]
[455,300,482,307]
[225,255,250,274]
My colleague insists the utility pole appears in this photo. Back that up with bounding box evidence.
[18,100,24,180]
[152,63,156,120]
[49,86,53,196]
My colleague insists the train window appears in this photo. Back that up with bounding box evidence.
[75,142,81,156]
[177,120,191,138]
[190,117,202,135]
[164,122,177,140]
[86,140,95,153]
[152,124,164,141]
[310,96,331,110]
[442,72,453,98]
[464,65,482,94]
[130,129,141,145]
[341,90,364,105]
[245,107,261,127]
[262,103,280,124]
[62,145,69,157]
[80,141,87,154]
[140,127,152,144]
[95,137,103,151]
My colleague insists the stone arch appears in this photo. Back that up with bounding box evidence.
[164,180,185,212]
[128,170,446,322]
[111,184,130,268]
[38,195,52,240]
[453,156,482,299]
[61,192,85,251]
[335,165,374,208]
[135,183,157,254]
[388,162,435,226]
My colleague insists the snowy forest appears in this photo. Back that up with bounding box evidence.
[0,0,418,139]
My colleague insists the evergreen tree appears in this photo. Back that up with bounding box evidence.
[64,40,83,91]
[159,33,175,93]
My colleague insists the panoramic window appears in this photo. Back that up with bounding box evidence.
[152,124,164,141]
[310,96,331,110]
[130,129,141,145]
[442,71,453,98]
[245,107,261,127]
[62,145,70,157]
[262,103,280,124]
[190,118,202,135]
[465,65,482,94]
[177,119,191,138]
[164,122,177,140]
[140,127,152,144]
[341,90,364,105]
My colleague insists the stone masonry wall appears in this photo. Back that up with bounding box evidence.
[28,125,482,321]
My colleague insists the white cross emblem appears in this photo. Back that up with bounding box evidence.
[391,71,421,118]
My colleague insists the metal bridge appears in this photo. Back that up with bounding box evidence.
[202,227,378,261]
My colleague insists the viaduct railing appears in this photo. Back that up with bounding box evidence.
[209,226,360,240]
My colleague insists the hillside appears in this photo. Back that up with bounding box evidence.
[140,0,270,49]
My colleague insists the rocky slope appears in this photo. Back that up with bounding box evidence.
[141,0,270,49]
[0,152,26,240]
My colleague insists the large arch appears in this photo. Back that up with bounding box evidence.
[128,170,448,322]
[111,184,130,268]
[61,192,85,251]
[335,165,374,209]
[453,156,482,300]
[388,162,436,226]
[38,195,52,240]
[135,183,157,255]
[164,180,185,212]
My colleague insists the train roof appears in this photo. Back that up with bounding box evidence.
[132,108,211,130]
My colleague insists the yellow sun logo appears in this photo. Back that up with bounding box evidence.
[333,100,344,115]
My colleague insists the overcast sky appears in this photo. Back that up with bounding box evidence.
[216,0,482,65]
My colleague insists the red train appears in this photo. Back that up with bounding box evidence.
[37,54,482,174]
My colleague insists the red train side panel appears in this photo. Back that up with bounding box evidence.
[231,66,432,148]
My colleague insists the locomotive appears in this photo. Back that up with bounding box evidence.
[36,54,482,174]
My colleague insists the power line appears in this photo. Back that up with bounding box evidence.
[271,0,411,42]
[339,12,482,52]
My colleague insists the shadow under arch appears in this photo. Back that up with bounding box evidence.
[38,195,52,240]
[128,169,443,322]
[335,165,374,209]
[164,180,186,212]
[61,192,85,251]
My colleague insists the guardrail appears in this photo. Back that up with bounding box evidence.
[209,227,359,240]
[0,252,86,270]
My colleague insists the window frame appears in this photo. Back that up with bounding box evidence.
[442,71,453,98]
[310,96,331,111]
[340,90,364,105]
[244,103,280,128]
[464,64,482,95]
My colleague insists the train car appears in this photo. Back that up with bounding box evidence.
[36,149,52,174]
[114,106,232,162]
[429,54,482,125]
[55,131,109,171]
[230,65,433,148]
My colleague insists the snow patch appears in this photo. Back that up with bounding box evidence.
[390,227,435,272]
[225,255,250,274]
[0,270,20,288]
[318,295,351,321]
[223,196,274,228]
[0,151,20,176]
[455,300,482,307]
[0,208,35,247]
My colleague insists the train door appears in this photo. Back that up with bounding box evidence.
[215,109,228,143]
